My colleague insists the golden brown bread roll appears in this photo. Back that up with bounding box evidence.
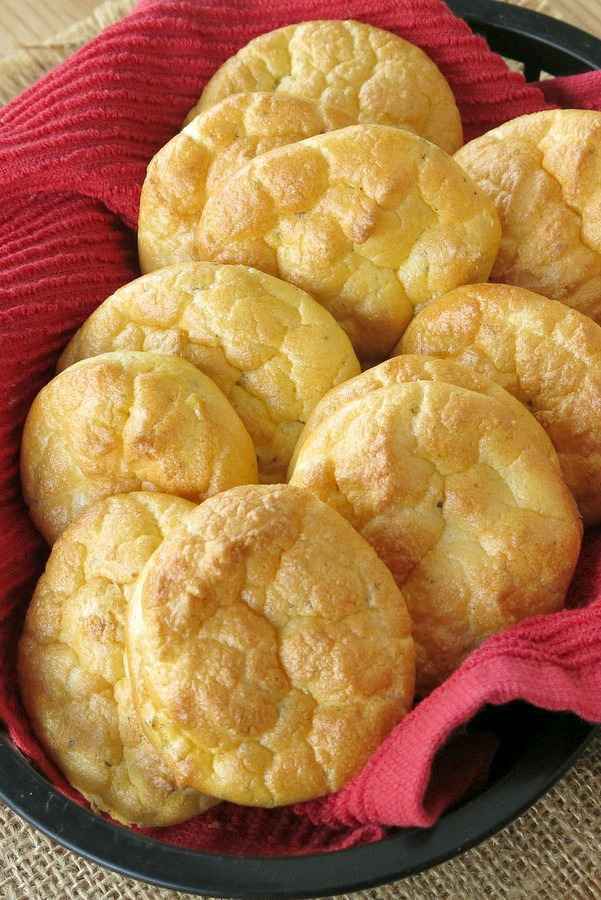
[18,492,216,826]
[399,282,601,524]
[196,124,500,361]
[139,92,352,272]
[58,263,360,484]
[194,20,463,153]
[455,109,601,322]
[127,484,415,805]
[21,351,257,542]
[290,379,582,693]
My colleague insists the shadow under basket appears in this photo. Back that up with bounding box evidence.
[1,1,600,897]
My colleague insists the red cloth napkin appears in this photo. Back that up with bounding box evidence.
[1,0,601,858]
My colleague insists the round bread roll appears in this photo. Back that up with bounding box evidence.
[193,20,463,153]
[58,264,360,484]
[127,484,415,806]
[290,354,558,472]
[289,380,582,693]
[196,124,500,361]
[139,92,352,273]
[18,492,216,826]
[399,283,601,524]
[21,351,257,543]
[455,109,601,322]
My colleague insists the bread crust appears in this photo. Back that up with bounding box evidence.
[58,263,359,483]
[289,353,559,472]
[18,492,216,826]
[290,379,582,692]
[195,20,462,153]
[139,92,352,272]
[127,484,415,805]
[196,124,500,361]
[400,282,601,524]
[21,350,258,542]
[455,109,601,321]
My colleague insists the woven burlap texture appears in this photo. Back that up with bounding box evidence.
[0,0,136,105]
[1,0,600,898]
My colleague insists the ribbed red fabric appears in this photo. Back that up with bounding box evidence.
[1,0,601,858]
[540,71,601,108]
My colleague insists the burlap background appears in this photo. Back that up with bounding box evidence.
[1,1,600,897]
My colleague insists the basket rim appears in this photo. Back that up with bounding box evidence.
[0,715,595,898]
[449,0,601,71]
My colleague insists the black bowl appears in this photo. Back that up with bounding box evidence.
[451,0,601,77]
[0,704,596,897]
[1,2,600,896]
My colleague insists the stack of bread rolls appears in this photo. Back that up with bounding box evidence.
[19,20,598,830]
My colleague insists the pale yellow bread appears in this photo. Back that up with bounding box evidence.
[58,263,360,483]
[139,92,353,273]
[399,283,601,524]
[195,124,500,361]
[290,354,559,472]
[289,380,582,693]
[21,351,257,543]
[18,492,216,826]
[455,109,601,322]
[127,484,415,806]
[194,20,462,153]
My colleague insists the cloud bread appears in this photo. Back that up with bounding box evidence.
[127,484,415,806]
[58,263,360,484]
[195,124,501,361]
[289,380,582,693]
[290,354,558,472]
[18,492,216,826]
[194,20,463,153]
[455,110,601,322]
[399,282,601,524]
[139,92,352,273]
[21,351,258,543]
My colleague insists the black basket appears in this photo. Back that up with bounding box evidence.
[1,2,600,898]
[451,0,601,78]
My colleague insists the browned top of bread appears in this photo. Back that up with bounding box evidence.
[128,484,415,805]
[196,124,500,361]
[290,380,582,692]
[455,109,601,322]
[400,282,601,524]
[195,20,462,153]
[57,263,359,484]
[21,351,257,542]
[290,353,558,473]
[139,92,352,273]
[18,492,216,826]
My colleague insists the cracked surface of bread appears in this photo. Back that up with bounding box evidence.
[21,351,258,543]
[289,381,582,693]
[195,124,500,361]
[194,20,462,153]
[455,110,601,322]
[290,354,558,472]
[58,264,360,483]
[18,492,216,826]
[127,484,415,806]
[399,283,601,524]
[139,92,352,273]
